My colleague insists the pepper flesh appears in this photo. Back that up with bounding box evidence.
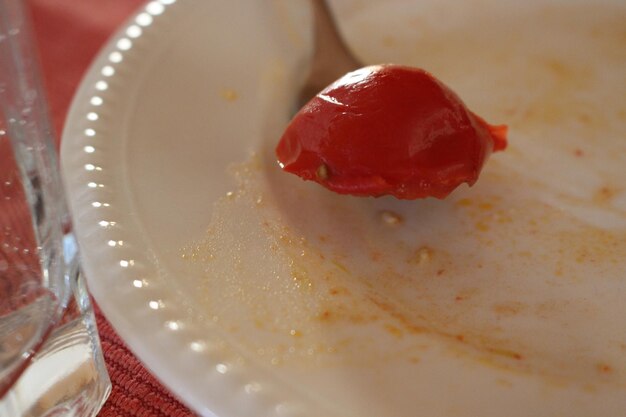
[276,65,507,199]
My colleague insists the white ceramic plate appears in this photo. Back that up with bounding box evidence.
[61,1,626,416]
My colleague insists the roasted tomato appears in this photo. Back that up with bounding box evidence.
[276,65,507,199]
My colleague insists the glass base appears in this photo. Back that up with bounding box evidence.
[0,271,111,417]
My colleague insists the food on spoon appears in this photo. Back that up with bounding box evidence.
[276,65,507,199]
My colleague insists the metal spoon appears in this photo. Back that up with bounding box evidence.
[296,0,362,110]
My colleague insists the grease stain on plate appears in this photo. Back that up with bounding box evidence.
[179,0,625,405]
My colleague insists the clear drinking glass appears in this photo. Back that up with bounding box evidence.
[0,1,111,416]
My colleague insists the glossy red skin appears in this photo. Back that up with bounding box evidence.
[276,65,507,199]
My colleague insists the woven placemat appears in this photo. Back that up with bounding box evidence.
[96,306,196,417]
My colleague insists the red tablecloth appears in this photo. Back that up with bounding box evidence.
[28,1,196,415]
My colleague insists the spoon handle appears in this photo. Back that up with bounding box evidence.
[297,0,361,108]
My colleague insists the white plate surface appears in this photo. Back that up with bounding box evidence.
[61,1,626,416]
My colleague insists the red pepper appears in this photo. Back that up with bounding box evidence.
[276,65,507,200]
